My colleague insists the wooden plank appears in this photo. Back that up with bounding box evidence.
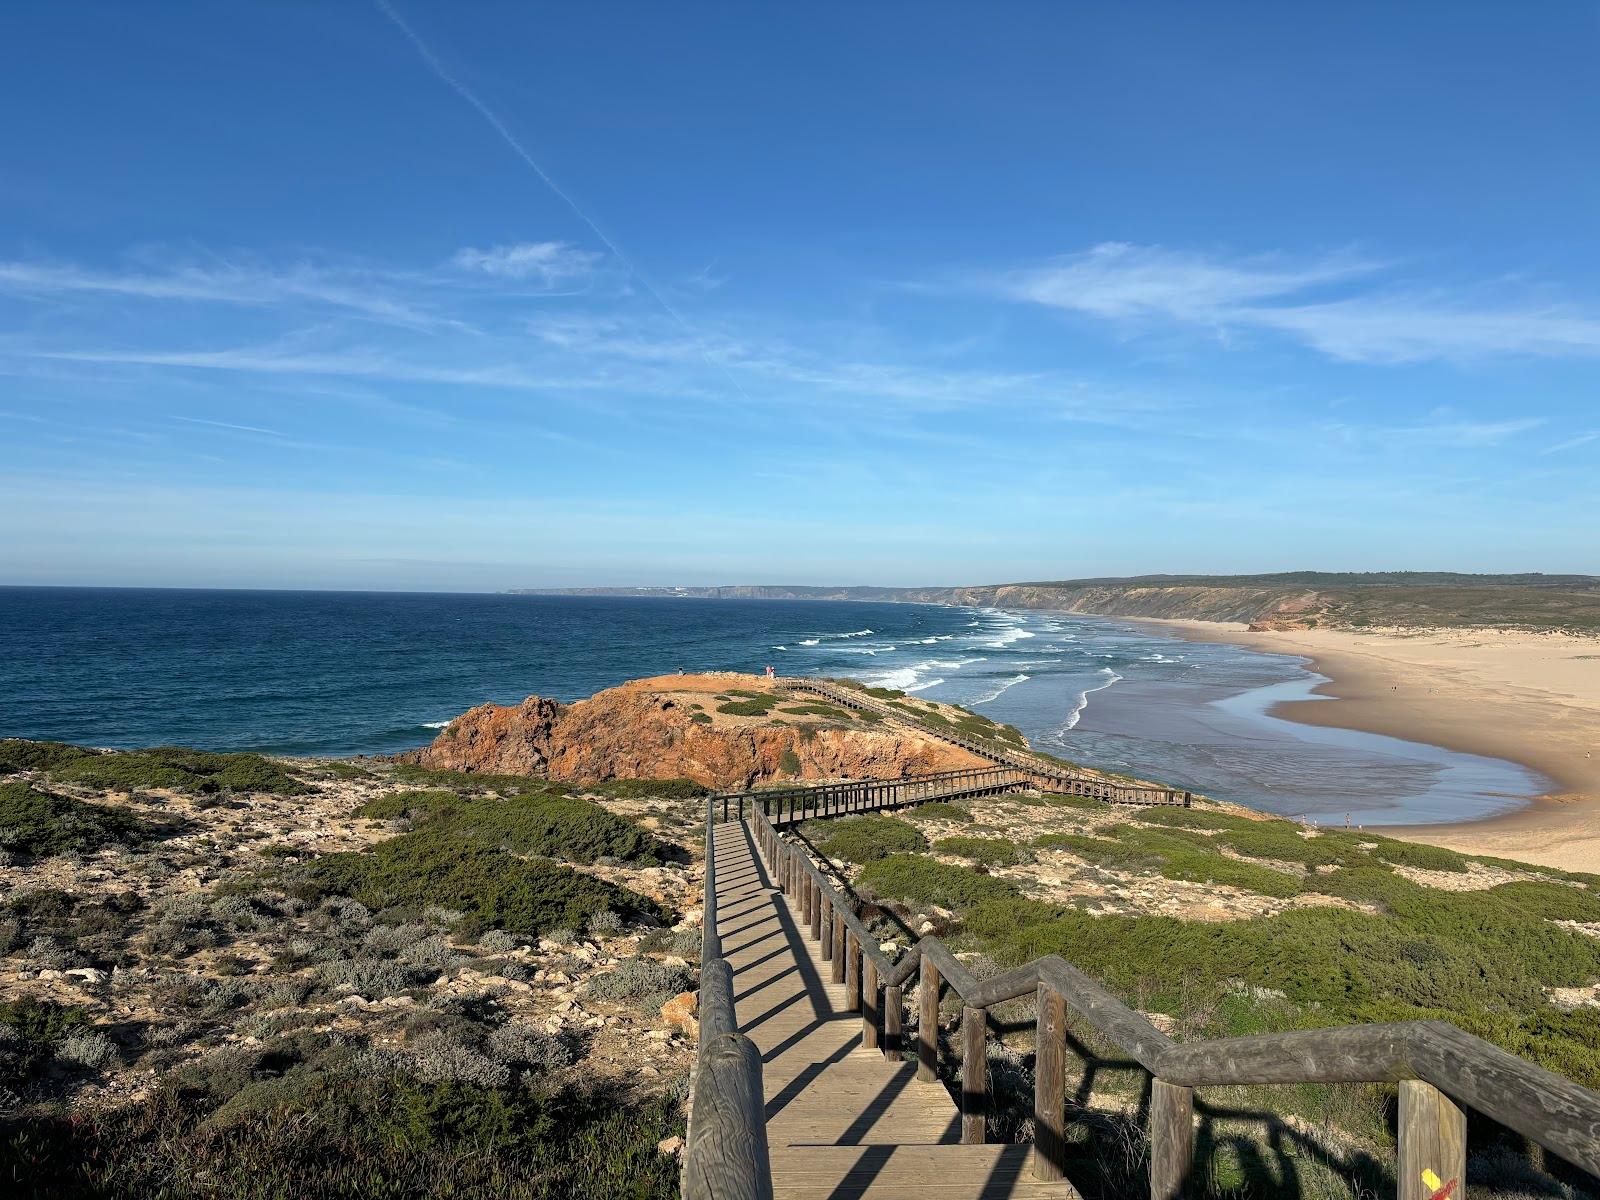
[846,931,862,1012]
[1033,983,1066,1182]
[862,958,880,1051]
[961,1006,986,1145]
[832,910,847,984]
[918,958,941,1083]
[1149,1079,1193,1200]
[883,983,902,1060]
[1398,1079,1464,1200]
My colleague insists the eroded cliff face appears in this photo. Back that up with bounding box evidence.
[405,674,987,790]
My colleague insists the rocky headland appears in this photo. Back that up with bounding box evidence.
[402,673,988,790]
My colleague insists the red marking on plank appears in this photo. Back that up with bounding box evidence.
[1429,1179,1458,1200]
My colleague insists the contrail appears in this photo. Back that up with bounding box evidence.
[374,0,751,401]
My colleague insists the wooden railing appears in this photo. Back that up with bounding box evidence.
[753,806,1600,1200]
[682,798,772,1200]
[783,677,1191,807]
[718,765,1033,828]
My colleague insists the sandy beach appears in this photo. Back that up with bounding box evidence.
[1143,619,1600,873]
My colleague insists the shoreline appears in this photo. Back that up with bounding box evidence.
[1129,616,1600,873]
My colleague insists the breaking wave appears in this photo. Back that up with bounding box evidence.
[1060,668,1122,732]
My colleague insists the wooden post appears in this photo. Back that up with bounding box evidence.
[845,932,861,1012]
[1149,1079,1194,1200]
[801,869,814,927]
[810,884,823,943]
[820,900,833,961]
[831,911,846,984]
[917,959,941,1082]
[883,984,902,1060]
[1033,983,1066,1182]
[961,1005,986,1144]
[1398,1080,1465,1200]
[862,959,880,1050]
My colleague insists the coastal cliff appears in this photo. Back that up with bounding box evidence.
[513,572,1600,633]
[403,672,988,789]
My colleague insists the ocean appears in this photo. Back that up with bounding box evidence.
[0,587,1547,825]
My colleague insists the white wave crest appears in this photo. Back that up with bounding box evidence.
[1060,668,1122,732]
[973,674,1030,705]
[422,719,453,729]
[798,638,820,646]
[906,677,945,693]
[982,627,1036,648]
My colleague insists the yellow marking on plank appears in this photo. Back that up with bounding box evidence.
[1421,1169,1443,1191]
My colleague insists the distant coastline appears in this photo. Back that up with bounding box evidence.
[510,572,1600,635]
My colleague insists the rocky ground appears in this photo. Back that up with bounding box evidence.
[0,755,704,1119]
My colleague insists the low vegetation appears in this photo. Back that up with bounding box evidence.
[779,702,855,721]
[715,692,782,717]
[0,739,702,1199]
[857,854,1020,909]
[0,779,166,860]
[933,835,1022,867]
[2,1058,683,1199]
[808,814,928,863]
[355,788,668,865]
[799,786,1600,1196]
[291,827,665,936]
[0,739,307,795]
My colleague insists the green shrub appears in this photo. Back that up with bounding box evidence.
[1039,792,1105,810]
[384,764,558,794]
[315,761,373,781]
[0,739,92,775]
[294,828,664,935]
[0,780,161,859]
[354,790,664,865]
[44,747,307,796]
[582,777,708,800]
[1158,850,1302,898]
[777,748,802,776]
[814,815,928,863]
[0,996,90,1066]
[715,695,780,717]
[960,880,1600,1088]
[858,854,1020,909]
[1216,823,1368,868]
[1031,825,1301,898]
[0,1052,685,1200]
[1363,836,1469,873]
[908,801,973,823]
[778,703,853,720]
[690,712,712,725]
[1137,807,1261,832]
[585,958,695,1010]
[933,836,1021,867]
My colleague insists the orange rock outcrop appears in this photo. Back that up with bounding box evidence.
[405,673,987,790]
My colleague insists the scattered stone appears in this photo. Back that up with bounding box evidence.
[660,989,698,1036]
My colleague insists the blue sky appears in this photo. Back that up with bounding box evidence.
[3,2,1597,590]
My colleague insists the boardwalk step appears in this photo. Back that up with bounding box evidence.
[767,1143,1080,1198]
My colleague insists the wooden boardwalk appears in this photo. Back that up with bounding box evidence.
[711,819,1069,1199]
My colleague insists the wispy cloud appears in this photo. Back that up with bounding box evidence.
[1000,242,1376,322]
[1541,430,1600,455]
[0,256,453,330]
[373,0,752,401]
[171,415,290,438]
[1321,416,1546,449]
[450,241,598,283]
[988,242,1600,363]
